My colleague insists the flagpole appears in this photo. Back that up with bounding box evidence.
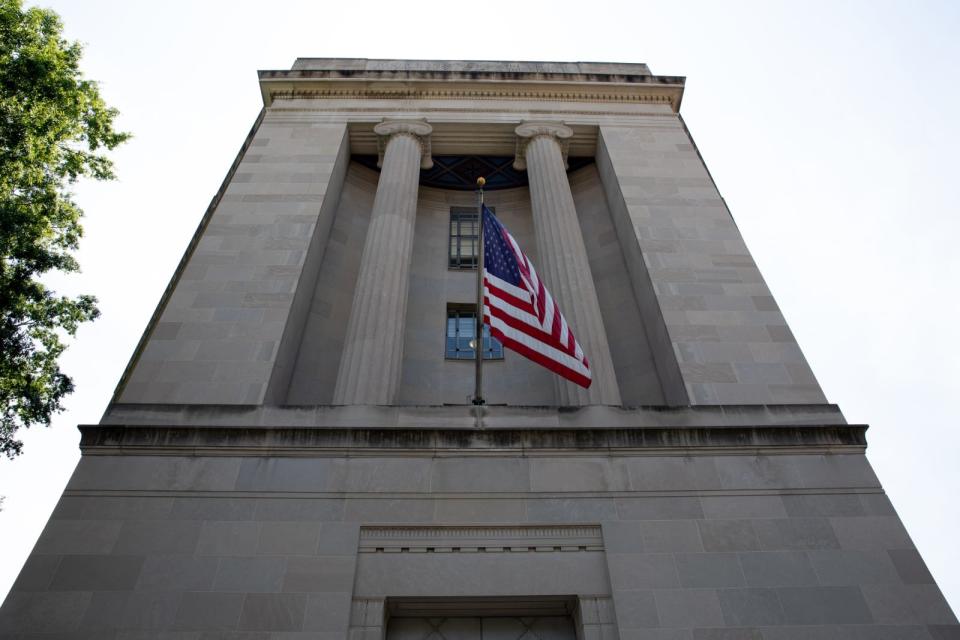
[472,176,486,405]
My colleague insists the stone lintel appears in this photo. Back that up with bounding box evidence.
[350,121,602,162]
[78,423,867,456]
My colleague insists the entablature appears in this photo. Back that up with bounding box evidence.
[258,59,685,112]
[348,120,599,158]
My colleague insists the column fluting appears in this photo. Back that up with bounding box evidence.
[333,120,432,405]
[515,122,622,406]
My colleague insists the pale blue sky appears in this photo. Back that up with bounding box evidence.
[2,0,958,613]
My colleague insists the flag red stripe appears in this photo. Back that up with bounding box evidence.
[485,279,579,359]
[487,322,592,388]
[484,279,536,317]
[485,296,567,350]
[483,301,590,380]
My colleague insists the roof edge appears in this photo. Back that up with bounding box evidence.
[287,57,661,78]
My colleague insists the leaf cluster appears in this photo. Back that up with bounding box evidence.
[0,0,129,458]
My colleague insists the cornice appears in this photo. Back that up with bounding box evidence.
[258,78,684,112]
[276,61,668,81]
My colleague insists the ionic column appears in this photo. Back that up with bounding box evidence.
[333,120,433,405]
[515,121,622,406]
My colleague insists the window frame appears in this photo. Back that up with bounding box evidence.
[448,206,494,270]
[445,303,503,361]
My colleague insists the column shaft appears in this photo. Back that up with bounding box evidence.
[523,132,622,406]
[333,130,425,404]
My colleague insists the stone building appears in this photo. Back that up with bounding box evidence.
[1,58,956,638]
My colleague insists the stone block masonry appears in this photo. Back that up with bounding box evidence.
[2,58,953,639]
[118,116,351,405]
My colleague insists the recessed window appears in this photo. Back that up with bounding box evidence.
[449,208,479,269]
[446,305,503,360]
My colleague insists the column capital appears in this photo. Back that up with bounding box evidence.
[513,121,573,170]
[374,119,433,169]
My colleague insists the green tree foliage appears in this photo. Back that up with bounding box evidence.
[0,0,129,458]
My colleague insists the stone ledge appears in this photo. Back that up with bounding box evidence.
[78,423,867,456]
[100,402,847,429]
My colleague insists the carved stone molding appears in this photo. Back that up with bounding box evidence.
[374,119,433,169]
[513,121,574,170]
[262,87,683,112]
[359,525,603,553]
[78,423,868,456]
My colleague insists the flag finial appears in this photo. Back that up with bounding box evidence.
[476,176,486,187]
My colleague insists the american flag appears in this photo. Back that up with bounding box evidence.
[481,205,592,388]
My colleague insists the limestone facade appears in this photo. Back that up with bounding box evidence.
[0,58,955,639]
